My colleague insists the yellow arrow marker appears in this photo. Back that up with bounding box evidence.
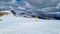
[35,16,38,21]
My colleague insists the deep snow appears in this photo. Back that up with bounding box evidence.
[0,12,60,34]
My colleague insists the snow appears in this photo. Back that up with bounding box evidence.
[0,0,60,34]
[0,11,60,34]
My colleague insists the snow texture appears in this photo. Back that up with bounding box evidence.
[0,11,60,34]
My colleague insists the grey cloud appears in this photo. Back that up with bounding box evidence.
[25,0,60,8]
[0,0,12,2]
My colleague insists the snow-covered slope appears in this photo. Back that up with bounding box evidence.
[0,11,60,34]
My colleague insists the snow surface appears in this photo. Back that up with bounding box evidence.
[0,12,60,34]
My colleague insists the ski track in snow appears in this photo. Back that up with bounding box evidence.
[0,14,60,34]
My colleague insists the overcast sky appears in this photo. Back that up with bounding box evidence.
[25,0,60,8]
[0,0,60,9]
[0,0,22,2]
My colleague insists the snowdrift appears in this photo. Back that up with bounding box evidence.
[0,11,60,34]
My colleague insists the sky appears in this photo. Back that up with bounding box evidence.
[0,0,23,2]
[16,0,22,2]
[25,0,60,8]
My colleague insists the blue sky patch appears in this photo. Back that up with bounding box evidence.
[16,0,22,2]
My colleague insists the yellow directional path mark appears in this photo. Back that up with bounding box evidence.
[34,16,38,21]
